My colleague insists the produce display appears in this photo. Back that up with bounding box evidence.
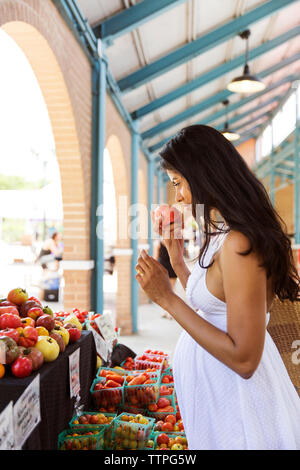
[0,288,82,379]
[58,348,188,451]
[0,292,188,451]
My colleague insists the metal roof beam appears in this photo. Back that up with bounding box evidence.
[150,95,282,155]
[118,0,299,93]
[215,95,281,132]
[93,0,188,44]
[142,69,298,141]
[234,112,271,133]
[132,26,300,119]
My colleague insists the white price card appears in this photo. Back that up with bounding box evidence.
[94,311,117,343]
[0,341,5,364]
[91,328,108,361]
[0,401,15,450]
[69,348,80,398]
[86,321,108,361]
[13,374,41,449]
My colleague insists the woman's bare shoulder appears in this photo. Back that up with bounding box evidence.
[224,230,251,252]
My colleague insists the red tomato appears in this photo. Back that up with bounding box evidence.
[17,326,38,347]
[156,433,169,446]
[0,306,20,317]
[20,317,35,328]
[165,414,176,425]
[11,356,32,378]
[66,327,81,343]
[0,328,20,343]
[162,422,174,432]
[0,313,22,329]
[28,296,42,306]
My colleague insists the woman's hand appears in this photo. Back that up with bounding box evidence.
[151,210,185,269]
[135,250,175,310]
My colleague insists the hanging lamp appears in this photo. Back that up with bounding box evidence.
[227,29,266,94]
[221,100,240,141]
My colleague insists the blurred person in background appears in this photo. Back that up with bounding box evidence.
[36,232,63,271]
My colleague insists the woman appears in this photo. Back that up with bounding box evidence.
[135,125,300,450]
[153,240,177,319]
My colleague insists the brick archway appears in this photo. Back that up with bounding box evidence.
[1,0,93,311]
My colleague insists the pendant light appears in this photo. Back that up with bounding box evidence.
[221,100,240,141]
[227,29,266,94]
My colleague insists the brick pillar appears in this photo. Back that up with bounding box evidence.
[62,263,93,311]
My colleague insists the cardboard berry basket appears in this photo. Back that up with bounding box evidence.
[160,371,174,385]
[96,367,130,379]
[122,402,146,415]
[90,377,124,409]
[69,411,117,450]
[69,411,117,431]
[135,353,169,371]
[124,370,160,405]
[112,412,156,450]
[57,427,105,450]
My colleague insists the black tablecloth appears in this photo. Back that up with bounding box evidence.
[0,330,97,450]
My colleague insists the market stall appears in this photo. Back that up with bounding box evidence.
[0,331,96,450]
[0,287,188,451]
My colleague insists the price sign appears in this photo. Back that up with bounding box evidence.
[94,311,117,343]
[13,375,41,449]
[86,322,108,361]
[0,402,14,450]
[69,348,80,398]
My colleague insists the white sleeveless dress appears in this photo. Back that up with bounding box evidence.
[172,231,300,450]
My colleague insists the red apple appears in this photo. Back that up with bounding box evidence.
[7,288,28,306]
[36,315,55,332]
[27,307,43,321]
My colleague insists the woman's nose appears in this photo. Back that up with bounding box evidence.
[175,191,184,203]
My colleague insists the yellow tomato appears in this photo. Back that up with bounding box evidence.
[52,326,69,346]
[35,326,49,336]
[0,363,5,379]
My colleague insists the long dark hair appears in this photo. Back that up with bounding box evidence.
[159,124,300,302]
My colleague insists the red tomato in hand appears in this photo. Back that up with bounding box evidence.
[11,356,32,378]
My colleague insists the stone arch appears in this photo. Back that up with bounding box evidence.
[1,0,93,310]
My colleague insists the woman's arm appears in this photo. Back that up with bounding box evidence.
[137,231,267,379]
[171,259,191,290]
